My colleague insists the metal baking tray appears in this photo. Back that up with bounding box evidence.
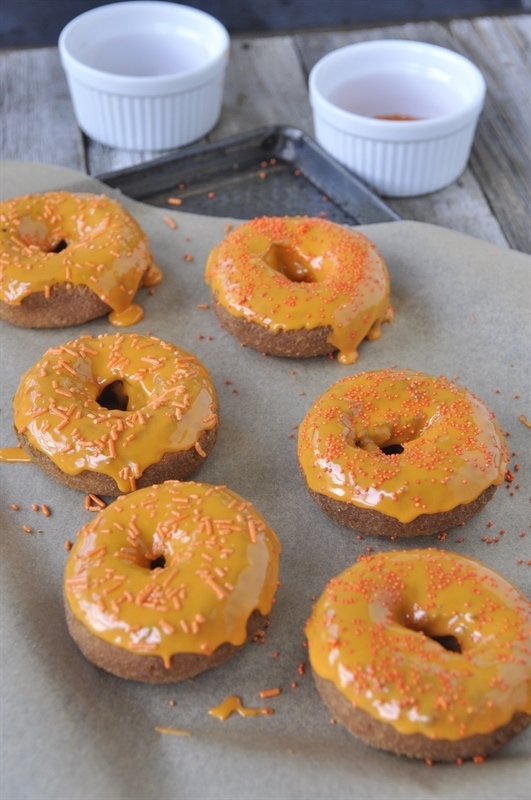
[98,125,400,225]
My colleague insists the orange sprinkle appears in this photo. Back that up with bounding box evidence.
[41,503,51,517]
[205,577,226,599]
[167,197,182,206]
[87,494,106,508]
[259,687,281,699]
[194,441,207,458]
[163,215,177,230]
[247,518,258,543]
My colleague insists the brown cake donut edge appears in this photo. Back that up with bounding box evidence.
[304,481,498,537]
[211,295,336,358]
[0,283,112,328]
[313,670,531,761]
[16,424,219,496]
[65,604,269,683]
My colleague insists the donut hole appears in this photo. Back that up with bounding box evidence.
[97,380,129,411]
[428,633,462,653]
[352,417,425,454]
[403,611,462,653]
[49,238,68,254]
[19,228,69,253]
[352,433,407,454]
[380,443,405,455]
[149,554,166,570]
[407,623,462,653]
[264,243,317,283]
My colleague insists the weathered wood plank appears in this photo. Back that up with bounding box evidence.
[450,15,531,254]
[0,48,85,171]
[216,35,314,137]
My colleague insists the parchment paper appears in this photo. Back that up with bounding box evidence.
[1,160,530,800]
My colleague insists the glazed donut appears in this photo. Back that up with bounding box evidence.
[64,480,281,682]
[205,216,392,364]
[0,191,161,328]
[305,549,531,761]
[297,368,508,537]
[13,333,218,495]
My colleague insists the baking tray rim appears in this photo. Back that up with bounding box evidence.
[97,124,401,225]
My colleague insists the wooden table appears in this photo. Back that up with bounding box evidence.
[1,13,530,253]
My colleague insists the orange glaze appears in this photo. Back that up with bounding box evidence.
[13,333,218,493]
[205,216,392,365]
[0,191,158,325]
[306,549,531,740]
[64,481,281,667]
[0,446,32,462]
[155,727,192,736]
[208,695,272,720]
[297,369,508,522]
[108,303,145,327]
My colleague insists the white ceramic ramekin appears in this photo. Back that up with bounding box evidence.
[59,1,230,150]
[309,40,486,197]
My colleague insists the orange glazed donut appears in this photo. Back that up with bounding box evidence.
[13,333,219,495]
[306,549,531,761]
[0,191,161,327]
[64,480,281,682]
[297,368,508,537]
[205,216,392,364]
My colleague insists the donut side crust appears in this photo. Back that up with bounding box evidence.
[16,424,219,496]
[313,670,531,761]
[0,283,112,328]
[304,481,497,537]
[65,603,269,683]
[211,295,335,358]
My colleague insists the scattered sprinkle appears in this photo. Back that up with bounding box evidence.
[163,215,177,230]
[259,687,281,699]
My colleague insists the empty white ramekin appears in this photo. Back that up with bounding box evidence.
[309,40,486,197]
[59,1,230,150]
